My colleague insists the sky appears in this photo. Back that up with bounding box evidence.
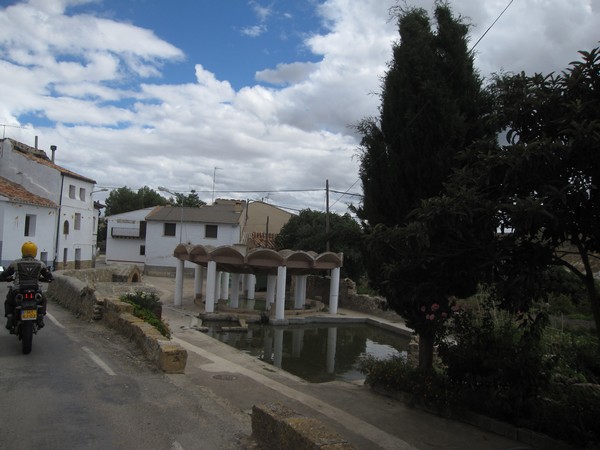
[1,0,599,214]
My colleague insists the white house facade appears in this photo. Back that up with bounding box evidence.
[105,203,245,275]
[105,207,154,266]
[0,177,57,267]
[144,204,243,275]
[0,138,98,269]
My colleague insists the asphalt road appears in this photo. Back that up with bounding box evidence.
[0,282,252,450]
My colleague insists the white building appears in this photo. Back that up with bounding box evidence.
[105,207,154,266]
[104,200,295,277]
[0,138,99,269]
[106,202,245,275]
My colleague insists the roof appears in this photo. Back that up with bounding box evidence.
[173,243,343,275]
[145,204,242,224]
[105,207,156,220]
[5,138,96,184]
[0,176,58,208]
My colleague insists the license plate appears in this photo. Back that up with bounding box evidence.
[21,309,37,320]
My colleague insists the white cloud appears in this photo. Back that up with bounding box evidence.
[240,24,268,37]
[1,0,599,215]
[255,61,319,85]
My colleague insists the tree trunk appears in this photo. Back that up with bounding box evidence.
[418,331,435,370]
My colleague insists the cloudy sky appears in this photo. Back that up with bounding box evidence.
[1,0,598,214]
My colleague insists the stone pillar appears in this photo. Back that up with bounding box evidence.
[247,274,256,300]
[215,272,222,301]
[275,266,287,321]
[294,276,303,309]
[328,267,341,314]
[230,273,240,308]
[194,265,203,299]
[221,272,230,302]
[266,275,277,311]
[174,259,184,306]
[205,261,217,313]
[298,275,307,307]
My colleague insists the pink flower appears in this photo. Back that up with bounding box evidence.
[441,312,448,318]
[431,303,440,311]
[420,306,426,312]
[427,314,435,320]
[451,305,459,312]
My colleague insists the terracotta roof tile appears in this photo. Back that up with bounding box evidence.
[0,176,58,208]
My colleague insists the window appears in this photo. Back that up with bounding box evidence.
[164,223,176,236]
[139,221,147,239]
[140,245,146,256]
[68,185,76,199]
[74,213,81,230]
[24,214,36,237]
[63,220,70,235]
[205,224,218,238]
[79,188,86,201]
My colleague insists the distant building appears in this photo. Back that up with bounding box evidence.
[104,200,294,275]
[239,200,293,249]
[105,207,154,266]
[0,138,99,269]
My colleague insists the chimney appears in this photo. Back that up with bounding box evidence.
[50,145,56,162]
[35,136,38,149]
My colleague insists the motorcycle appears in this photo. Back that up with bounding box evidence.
[2,267,49,354]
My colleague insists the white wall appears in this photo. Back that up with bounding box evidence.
[0,140,62,204]
[105,208,154,265]
[0,201,57,267]
[1,140,98,268]
[57,177,96,268]
[145,221,241,269]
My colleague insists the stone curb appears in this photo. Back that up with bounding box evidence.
[47,272,187,374]
[252,403,356,450]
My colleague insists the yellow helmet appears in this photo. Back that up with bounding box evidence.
[21,241,38,258]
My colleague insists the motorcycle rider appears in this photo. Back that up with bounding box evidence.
[1,241,53,330]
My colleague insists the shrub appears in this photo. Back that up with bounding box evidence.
[120,290,170,338]
[438,302,551,422]
[358,355,456,411]
[544,328,600,384]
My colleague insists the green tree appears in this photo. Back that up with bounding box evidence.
[105,186,168,216]
[478,47,600,344]
[169,190,205,207]
[356,3,494,368]
[274,209,364,281]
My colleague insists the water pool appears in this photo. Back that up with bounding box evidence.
[204,322,410,383]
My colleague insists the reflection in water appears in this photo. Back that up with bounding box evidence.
[206,323,410,383]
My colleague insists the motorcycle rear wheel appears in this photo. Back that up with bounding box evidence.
[21,321,34,354]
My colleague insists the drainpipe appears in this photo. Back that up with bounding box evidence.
[54,172,65,270]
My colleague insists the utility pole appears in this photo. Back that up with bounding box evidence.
[212,167,222,204]
[326,179,330,252]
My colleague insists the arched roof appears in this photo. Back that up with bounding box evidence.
[172,244,342,275]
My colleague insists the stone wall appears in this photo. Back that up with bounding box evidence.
[46,267,186,373]
[306,275,399,320]
[252,403,355,450]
